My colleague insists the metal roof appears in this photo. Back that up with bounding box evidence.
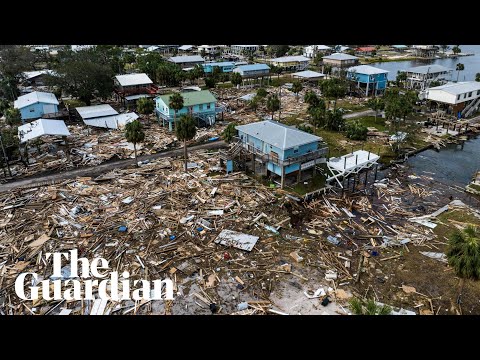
[157,90,217,107]
[125,94,152,101]
[291,70,325,78]
[270,55,310,63]
[392,45,408,48]
[115,73,153,86]
[17,119,70,143]
[178,45,194,51]
[323,53,359,61]
[203,61,235,67]
[235,120,323,150]
[231,45,258,48]
[14,91,59,109]
[428,81,480,95]
[347,65,388,75]
[169,55,204,63]
[404,64,452,74]
[83,112,138,129]
[234,64,270,72]
[22,70,54,80]
[238,93,256,101]
[307,45,331,50]
[75,104,118,119]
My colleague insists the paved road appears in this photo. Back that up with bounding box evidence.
[342,109,376,119]
[0,141,228,193]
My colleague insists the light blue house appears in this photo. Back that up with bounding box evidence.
[155,90,217,131]
[203,62,235,73]
[14,91,59,122]
[235,120,328,188]
[346,65,389,97]
[233,64,270,78]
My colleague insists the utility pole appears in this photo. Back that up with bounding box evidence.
[0,134,12,177]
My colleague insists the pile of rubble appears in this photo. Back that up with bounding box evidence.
[0,144,467,315]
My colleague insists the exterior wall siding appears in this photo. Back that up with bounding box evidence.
[156,98,216,121]
[20,102,59,121]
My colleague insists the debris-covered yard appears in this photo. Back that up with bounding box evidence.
[1,146,479,315]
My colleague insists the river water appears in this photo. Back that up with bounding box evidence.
[407,135,480,187]
[371,45,480,81]
[368,45,480,189]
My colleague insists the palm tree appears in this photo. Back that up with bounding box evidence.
[136,97,154,115]
[349,298,392,315]
[456,63,465,82]
[222,122,237,143]
[308,102,326,132]
[168,92,184,131]
[266,94,280,120]
[447,226,480,280]
[124,120,145,166]
[230,72,242,89]
[452,45,461,56]
[367,97,385,120]
[440,45,450,54]
[304,90,320,109]
[175,114,197,172]
[291,80,303,101]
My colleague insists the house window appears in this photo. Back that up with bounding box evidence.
[468,92,472,97]
[477,90,480,96]
[464,93,467,99]
[199,104,204,110]
[457,95,461,100]
[293,146,299,154]
[207,103,211,109]
[30,109,35,112]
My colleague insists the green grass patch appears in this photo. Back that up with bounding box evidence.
[347,116,387,132]
[336,99,368,112]
[291,173,326,195]
[468,183,480,192]
[216,83,233,89]
[434,209,480,240]
[270,77,292,87]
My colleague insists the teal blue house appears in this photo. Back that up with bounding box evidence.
[346,65,389,97]
[203,62,235,73]
[155,90,217,131]
[235,120,328,188]
[14,91,59,122]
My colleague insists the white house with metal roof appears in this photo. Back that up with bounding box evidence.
[17,119,70,143]
[303,45,332,58]
[425,81,480,118]
[75,104,138,129]
[235,120,328,188]
[14,91,59,122]
[402,65,453,90]
[291,70,325,81]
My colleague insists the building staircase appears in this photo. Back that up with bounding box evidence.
[462,97,480,118]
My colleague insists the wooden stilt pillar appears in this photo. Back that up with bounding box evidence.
[280,166,285,189]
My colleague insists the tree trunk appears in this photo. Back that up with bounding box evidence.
[134,142,138,166]
[375,110,378,120]
[271,112,274,120]
[184,140,188,172]
[457,71,460,82]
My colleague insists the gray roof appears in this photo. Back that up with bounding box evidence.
[428,81,480,95]
[169,55,204,63]
[14,91,59,109]
[405,64,452,74]
[291,70,325,78]
[18,119,70,143]
[347,65,388,75]
[236,120,322,150]
[323,53,359,61]
[270,55,310,63]
[178,45,194,51]
[115,73,153,86]
[76,104,118,119]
